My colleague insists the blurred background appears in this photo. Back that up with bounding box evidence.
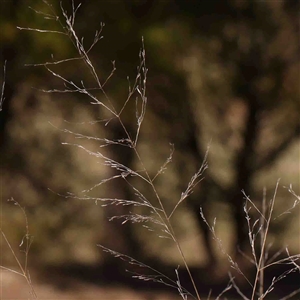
[1,0,299,299]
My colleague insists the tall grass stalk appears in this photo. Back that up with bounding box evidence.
[201,180,300,300]
[0,199,37,299]
[18,1,206,299]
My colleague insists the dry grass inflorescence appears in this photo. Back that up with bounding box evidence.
[1,1,300,300]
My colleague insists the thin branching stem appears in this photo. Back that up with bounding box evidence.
[251,180,279,300]
[1,199,37,299]
[132,144,202,299]
[258,188,267,298]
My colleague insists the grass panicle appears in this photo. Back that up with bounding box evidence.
[1,1,299,299]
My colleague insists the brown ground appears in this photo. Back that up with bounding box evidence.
[2,259,300,300]
[1,270,182,300]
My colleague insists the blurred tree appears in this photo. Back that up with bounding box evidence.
[1,0,299,270]
[116,0,300,264]
[160,0,300,260]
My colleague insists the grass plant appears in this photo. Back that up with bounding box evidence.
[0,199,37,299]
[1,1,299,299]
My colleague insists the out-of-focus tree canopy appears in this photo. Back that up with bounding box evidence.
[1,0,299,278]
